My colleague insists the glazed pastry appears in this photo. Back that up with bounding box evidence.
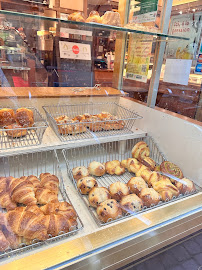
[88,187,111,208]
[72,166,89,181]
[77,177,98,195]
[127,177,148,195]
[15,108,34,127]
[152,180,179,201]
[135,165,148,177]
[97,199,122,223]
[0,108,15,126]
[154,165,161,172]
[120,194,143,213]
[139,188,161,207]
[140,157,156,171]
[5,124,27,138]
[147,171,161,187]
[128,158,142,173]
[140,168,153,183]
[131,141,150,160]
[105,160,125,175]
[35,188,58,205]
[68,12,85,22]
[160,161,183,179]
[175,178,196,194]
[86,11,102,24]
[109,181,129,201]
[88,161,105,177]
[102,11,121,27]
[40,173,59,194]
[121,160,128,169]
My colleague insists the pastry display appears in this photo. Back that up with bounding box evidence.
[88,187,111,208]
[5,124,27,138]
[0,108,15,126]
[15,108,34,127]
[131,141,150,160]
[55,116,87,135]
[175,178,196,194]
[160,161,184,179]
[105,160,125,175]
[101,11,121,27]
[68,12,85,22]
[97,199,122,223]
[88,161,105,177]
[77,177,98,195]
[86,11,102,24]
[139,188,161,207]
[120,194,143,213]
[109,181,129,201]
[152,180,179,201]
[127,177,148,195]
[72,166,89,181]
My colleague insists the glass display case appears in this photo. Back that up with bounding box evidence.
[0,1,201,269]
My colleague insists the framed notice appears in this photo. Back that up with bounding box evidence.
[59,41,91,61]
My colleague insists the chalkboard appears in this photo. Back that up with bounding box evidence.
[53,36,94,87]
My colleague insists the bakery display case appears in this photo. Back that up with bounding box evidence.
[0,1,201,269]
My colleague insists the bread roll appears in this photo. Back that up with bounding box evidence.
[109,181,129,201]
[88,187,111,208]
[15,108,34,127]
[5,124,27,138]
[97,199,122,223]
[127,177,147,195]
[86,11,102,24]
[175,178,196,194]
[72,166,89,181]
[132,141,150,160]
[0,108,15,127]
[77,177,98,195]
[139,188,161,207]
[120,194,143,213]
[88,161,105,176]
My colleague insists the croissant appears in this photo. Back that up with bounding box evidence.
[0,230,10,251]
[20,175,41,190]
[40,173,59,194]
[0,177,17,210]
[35,188,58,205]
[40,202,77,220]
[9,178,37,206]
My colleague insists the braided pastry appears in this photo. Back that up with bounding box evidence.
[160,161,183,179]
[132,141,150,160]
[40,173,59,194]
[35,188,58,205]
[0,177,17,210]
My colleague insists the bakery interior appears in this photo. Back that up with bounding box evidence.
[0,0,201,270]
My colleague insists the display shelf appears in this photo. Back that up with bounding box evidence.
[0,10,189,41]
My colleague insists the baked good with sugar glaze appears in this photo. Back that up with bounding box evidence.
[97,199,122,223]
[127,177,148,195]
[120,194,143,213]
[139,188,161,207]
[72,166,89,181]
[140,157,156,171]
[152,180,179,201]
[88,187,111,208]
[109,181,129,201]
[77,177,98,195]
[88,161,105,176]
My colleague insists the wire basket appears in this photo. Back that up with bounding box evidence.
[43,103,142,142]
[0,149,83,259]
[63,136,201,227]
[0,107,48,150]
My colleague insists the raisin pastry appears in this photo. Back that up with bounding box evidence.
[139,188,161,207]
[88,187,111,208]
[105,160,125,175]
[120,194,143,213]
[72,166,89,181]
[97,199,122,223]
[132,141,150,160]
[109,181,129,201]
[160,161,183,179]
[140,157,156,171]
[175,178,196,194]
[88,161,105,177]
[127,177,148,195]
[152,180,179,201]
[77,177,98,195]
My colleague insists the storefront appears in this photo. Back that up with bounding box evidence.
[0,0,201,269]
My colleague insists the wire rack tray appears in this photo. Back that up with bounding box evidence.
[63,136,201,227]
[0,149,83,260]
[0,107,48,150]
[43,102,142,142]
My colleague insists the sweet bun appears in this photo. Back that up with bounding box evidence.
[175,178,196,194]
[109,181,129,201]
[88,161,105,176]
[72,166,89,181]
[160,161,183,179]
[152,180,179,201]
[141,157,156,171]
[139,188,161,207]
[77,177,98,195]
[88,187,111,208]
[128,158,142,173]
[127,177,147,195]
[5,124,27,138]
[132,141,150,160]
[0,108,15,126]
[97,199,122,223]
[120,194,143,213]
[68,12,85,22]
[105,160,125,175]
[86,11,102,24]
[15,108,34,127]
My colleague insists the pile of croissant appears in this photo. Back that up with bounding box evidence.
[0,107,34,138]
[54,111,125,135]
[72,141,196,223]
[0,173,77,252]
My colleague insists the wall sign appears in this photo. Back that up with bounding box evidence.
[195,37,202,74]
[60,28,92,38]
[59,41,91,60]
[130,0,158,23]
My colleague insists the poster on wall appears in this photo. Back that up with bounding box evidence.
[59,41,91,60]
[126,33,153,83]
[195,37,202,74]
[166,13,202,60]
[130,0,158,23]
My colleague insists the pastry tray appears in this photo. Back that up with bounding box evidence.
[0,107,48,150]
[43,102,142,142]
[0,149,83,260]
[63,136,201,227]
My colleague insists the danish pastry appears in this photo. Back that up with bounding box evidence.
[5,124,27,138]
[152,180,179,201]
[175,178,196,194]
[140,168,153,183]
[160,161,183,179]
[140,157,156,171]
[127,177,148,195]
[97,199,122,223]
[0,108,15,127]
[128,158,142,173]
[135,165,148,177]
[88,161,105,176]
[77,177,98,195]
[132,141,150,160]
[72,166,89,181]
[139,188,161,207]
[88,187,111,208]
[15,108,34,127]
[109,181,129,201]
[120,194,143,213]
